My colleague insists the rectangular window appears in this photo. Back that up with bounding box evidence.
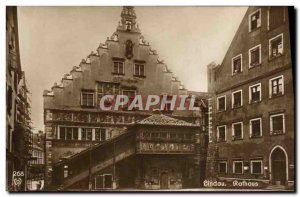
[268,7,285,30]
[66,127,73,140]
[81,128,93,140]
[73,128,78,140]
[95,128,106,141]
[249,83,261,103]
[269,75,284,97]
[232,54,242,75]
[249,9,261,31]
[217,96,226,111]
[97,82,119,106]
[251,160,263,174]
[217,125,226,142]
[269,34,283,59]
[218,161,227,174]
[113,61,124,74]
[134,64,145,77]
[170,133,177,139]
[81,92,94,107]
[250,118,262,138]
[60,127,66,140]
[59,127,79,140]
[249,45,261,67]
[122,89,136,109]
[270,113,285,135]
[160,132,168,139]
[233,161,244,174]
[232,90,242,108]
[232,122,243,140]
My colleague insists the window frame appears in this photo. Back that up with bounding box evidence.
[270,113,285,135]
[217,125,227,142]
[95,128,106,141]
[250,160,263,174]
[249,9,262,32]
[249,118,262,138]
[249,83,262,104]
[218,161,228,174]
[232,54,243,75]
[122,89,136,97]
[269,34,284,59]
[269,75,284,98]
[81,92,95,107]
[232,89,243,108]
[58,126,79,140]
[122,89,136,109]
[249,44,262,68]
[217,95,226,112]
[233,161,244,174]
[134,63,145,77]
[232,122,243,140]
[113,61,125,75]
[81,127,93,141]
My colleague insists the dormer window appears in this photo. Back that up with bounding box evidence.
[126,20,132,31]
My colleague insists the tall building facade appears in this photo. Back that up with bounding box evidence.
[43,6,208,190]
[206,7,294,188]
[6,6,33,191]
[6,6,21,190]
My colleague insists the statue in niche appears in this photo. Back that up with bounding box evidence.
[125,40,134,59]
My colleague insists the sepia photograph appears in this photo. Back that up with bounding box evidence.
[6,5,295,192]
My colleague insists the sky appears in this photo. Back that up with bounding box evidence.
[17,6,247,132]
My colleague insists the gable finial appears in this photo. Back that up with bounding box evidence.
[120,6,137,31]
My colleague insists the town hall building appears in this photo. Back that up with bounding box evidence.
[43,6,209,190]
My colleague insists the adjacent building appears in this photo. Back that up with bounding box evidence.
[6,6,22,191]
[206,6,294,189]
[27,131,45,190]
[43,6,209,190]
[6,6,33,191]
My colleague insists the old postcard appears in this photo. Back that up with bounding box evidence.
[6,6,295,192]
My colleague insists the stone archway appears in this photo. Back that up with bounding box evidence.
[269,145,288,185]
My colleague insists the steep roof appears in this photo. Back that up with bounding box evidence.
[137,114,198,127]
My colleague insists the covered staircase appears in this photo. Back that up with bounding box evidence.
[53,128,136,190]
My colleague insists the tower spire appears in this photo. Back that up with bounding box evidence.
[120,6,138,32]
